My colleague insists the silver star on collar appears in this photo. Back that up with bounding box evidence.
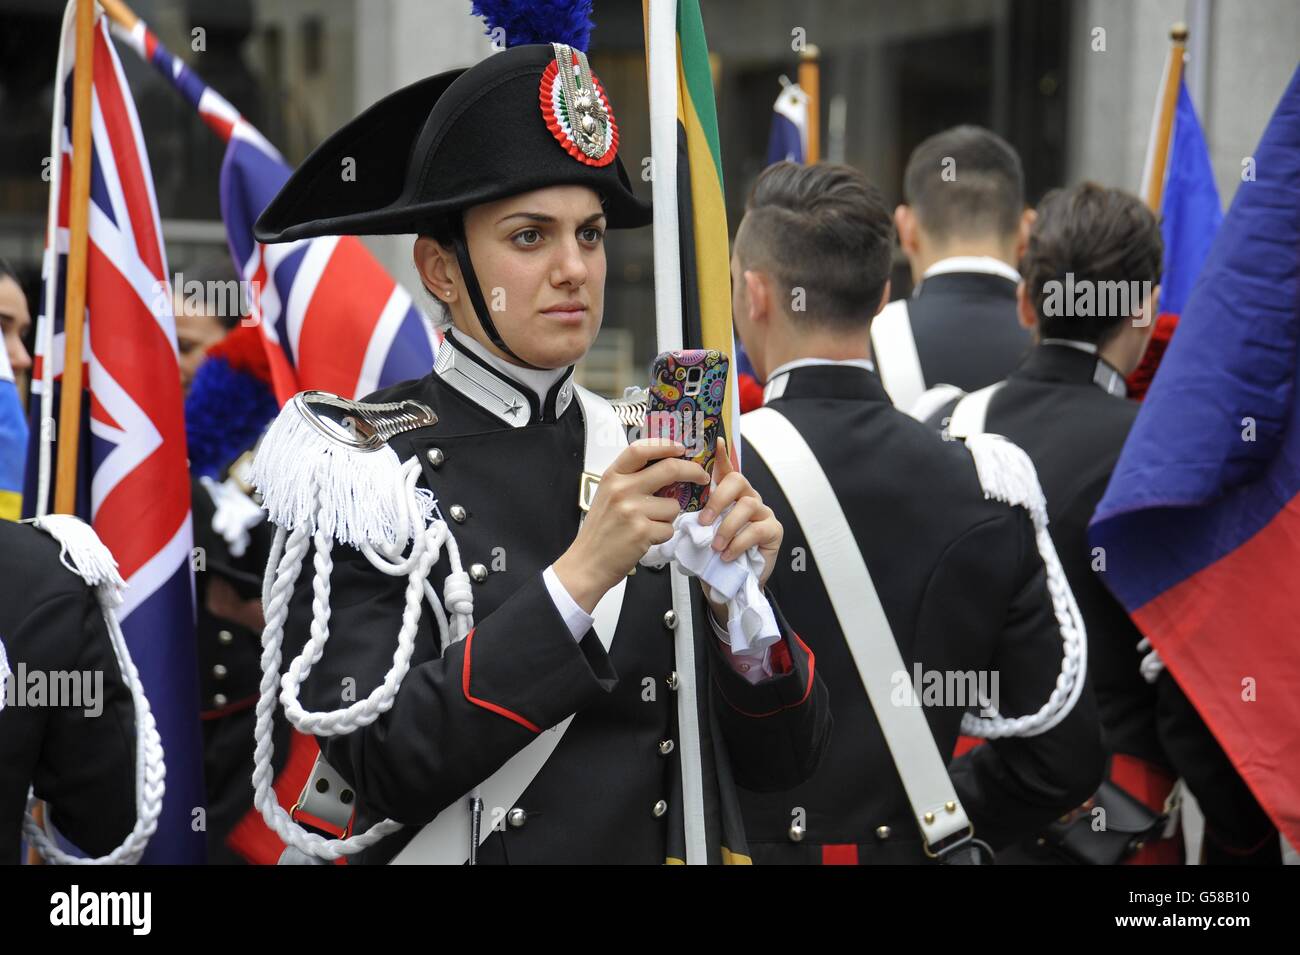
[504,398,523,417]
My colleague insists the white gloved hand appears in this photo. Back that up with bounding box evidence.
[201,475,267,558]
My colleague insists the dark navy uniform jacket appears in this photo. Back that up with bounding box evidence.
[281,330,831,864]
[737,361,1104,864]
[929,343,1279,863]
[0,520,137,865]
[885,264,1032,396]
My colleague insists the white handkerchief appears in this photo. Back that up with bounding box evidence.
[640,506,779,653]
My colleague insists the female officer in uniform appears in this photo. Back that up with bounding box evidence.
[251,17,830,864]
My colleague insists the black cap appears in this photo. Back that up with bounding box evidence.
[254,44,650,243]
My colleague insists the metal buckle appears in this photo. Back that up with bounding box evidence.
[578,471,601,512]
[922,822,976,860]
[289,794,354,840]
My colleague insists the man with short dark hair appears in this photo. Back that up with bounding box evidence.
[925,182,1279,864]
[732,161,1103,864]
[174,257,242,396]
[874,126,1034,416]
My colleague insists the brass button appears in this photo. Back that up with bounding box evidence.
[788,823,805,843]
[945,801,957,813]
[652,799,668,819]
[875,825,891,841]
[923,811,935,825]
[212,664,228,680]
[212,693,228,707]
[426,448,445,468]
[658,740,674,756]
[507,808,527,829]
[662,610,677,630]
[449,505,468,523]
[666,671,679,691]
[470,563,489,583]
[217,629,234,645]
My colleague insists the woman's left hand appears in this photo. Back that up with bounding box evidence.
[698,436,782,589]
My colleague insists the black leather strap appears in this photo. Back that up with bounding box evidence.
[449,220,543,370]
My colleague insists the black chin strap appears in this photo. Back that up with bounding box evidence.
[449,219,544,371]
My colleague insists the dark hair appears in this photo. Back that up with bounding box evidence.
[735,161,894,329]
[1023,182,1163,344]
[903,125,1024,241]
[0,256,17,283]
[174,254,244,330]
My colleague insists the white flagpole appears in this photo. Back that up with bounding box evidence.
[647,0,682,353]
[35,0,81,519]
[646,0,709,865]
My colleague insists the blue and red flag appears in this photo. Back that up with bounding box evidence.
[766,81,809,166]
[1128,76,1223,400]
[25,7,205,863]
[1090,64,1300,850]
[113,19,439,405]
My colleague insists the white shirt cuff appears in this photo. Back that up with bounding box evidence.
[543,565,595,642]
[709,604,774,685]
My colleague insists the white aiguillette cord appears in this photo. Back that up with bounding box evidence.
[20,515,165,865]
[947,387,1088,739]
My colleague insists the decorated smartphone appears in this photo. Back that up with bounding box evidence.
[645,349,729,512]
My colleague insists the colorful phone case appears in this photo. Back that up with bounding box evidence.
[646,349,729,512]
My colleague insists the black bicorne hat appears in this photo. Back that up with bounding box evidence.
[254,43,651,243]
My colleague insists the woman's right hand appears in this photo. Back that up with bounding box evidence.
[552,439,708,613]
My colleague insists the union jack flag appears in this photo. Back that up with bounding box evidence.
[25,6,205,863]
[113,19,439,404]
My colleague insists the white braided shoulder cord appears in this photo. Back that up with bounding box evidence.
[960,434,1088,739]
[22,515,166,865]
[252,456,474,860]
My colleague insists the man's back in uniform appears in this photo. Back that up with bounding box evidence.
[875,126,1034,414]
[0,519,138,864]
[926,182,1279,864]
[729,161,1104,863]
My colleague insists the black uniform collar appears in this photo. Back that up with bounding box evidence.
[761,359,890,405]
[914,257,1020,300]
[433,328,577,427]
[1016,341,1129,398]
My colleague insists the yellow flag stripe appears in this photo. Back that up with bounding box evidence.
[676,47,738,443]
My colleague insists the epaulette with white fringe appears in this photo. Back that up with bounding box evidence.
[28,514,128,606]
[249,390,438,550]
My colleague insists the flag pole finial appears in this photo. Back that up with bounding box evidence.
[1170,22,1189,43]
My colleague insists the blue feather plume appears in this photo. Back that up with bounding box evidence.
[471,0,594,51]
[184,355,280,480]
